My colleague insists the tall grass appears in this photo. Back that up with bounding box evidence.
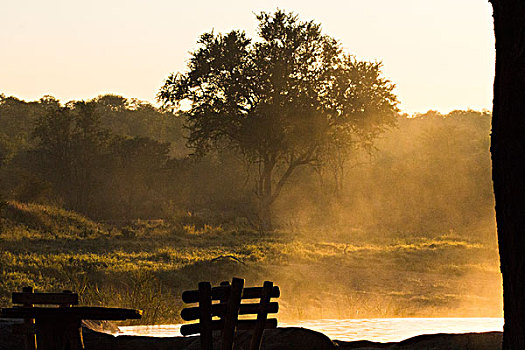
[0,201,502,324]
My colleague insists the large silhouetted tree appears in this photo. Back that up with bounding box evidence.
[159,10,398,230]
[489,0,525,348]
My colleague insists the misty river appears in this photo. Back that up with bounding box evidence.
[118,318,503,342]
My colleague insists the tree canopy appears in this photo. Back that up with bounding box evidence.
[159,10,399,230]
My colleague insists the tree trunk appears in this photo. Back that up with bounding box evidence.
[259,201,273,232]
[259,162,274,232]
[490,1,525,348]
[256,157,303,232]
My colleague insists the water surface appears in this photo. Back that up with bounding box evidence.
[119,317,503,342]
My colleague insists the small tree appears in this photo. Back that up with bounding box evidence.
[32,99,110,213]
[159,10,399,230]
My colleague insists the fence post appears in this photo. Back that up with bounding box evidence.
[198,282,213,350]
[249,281,273,350]
[21,286,37,350]
[221,278,244,350]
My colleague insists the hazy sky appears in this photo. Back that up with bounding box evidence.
[1,0,494,114]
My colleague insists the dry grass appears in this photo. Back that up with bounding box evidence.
[0,201,502,324]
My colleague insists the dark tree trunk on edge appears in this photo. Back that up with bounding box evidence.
[490,1,525,348]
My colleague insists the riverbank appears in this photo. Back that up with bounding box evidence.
[0,319,504,349]
[0,201,502,323]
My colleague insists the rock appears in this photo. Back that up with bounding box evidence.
[335,332,502,349]
[0,319,503,350]
[0,319,23,350]
[91,327,336,349]
[82,320,120,334]
[334,339,391,349]
[393,332,502,350]
[0,321,335,350]
[237,327,336,350]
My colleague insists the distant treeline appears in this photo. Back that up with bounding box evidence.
[0,94,493,237]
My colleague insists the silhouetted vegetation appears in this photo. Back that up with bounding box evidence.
[0,93,493,238]
[0,94,185,221]
[159,10,399,230]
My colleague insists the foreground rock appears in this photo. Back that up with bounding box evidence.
[1,319,502,349]
[335,332,502,349]
[0,320,335,350]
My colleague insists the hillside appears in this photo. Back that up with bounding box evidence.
[0,201,502,324]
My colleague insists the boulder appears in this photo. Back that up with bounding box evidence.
[91,327,336,349]
[335,332,502,349]
[0,320,335,350]
[0,319,503,350]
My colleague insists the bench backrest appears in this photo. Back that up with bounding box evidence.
[11,286,79,350]
[181,278,280,350]
[13,286,79,307]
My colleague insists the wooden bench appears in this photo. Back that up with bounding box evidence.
[1,286,142,350]
[181,278,280,350]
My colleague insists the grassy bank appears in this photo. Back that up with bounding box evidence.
[0,201,502,325]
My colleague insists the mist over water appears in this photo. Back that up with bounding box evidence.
[245,110,500,320]
[119,318,504,342]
